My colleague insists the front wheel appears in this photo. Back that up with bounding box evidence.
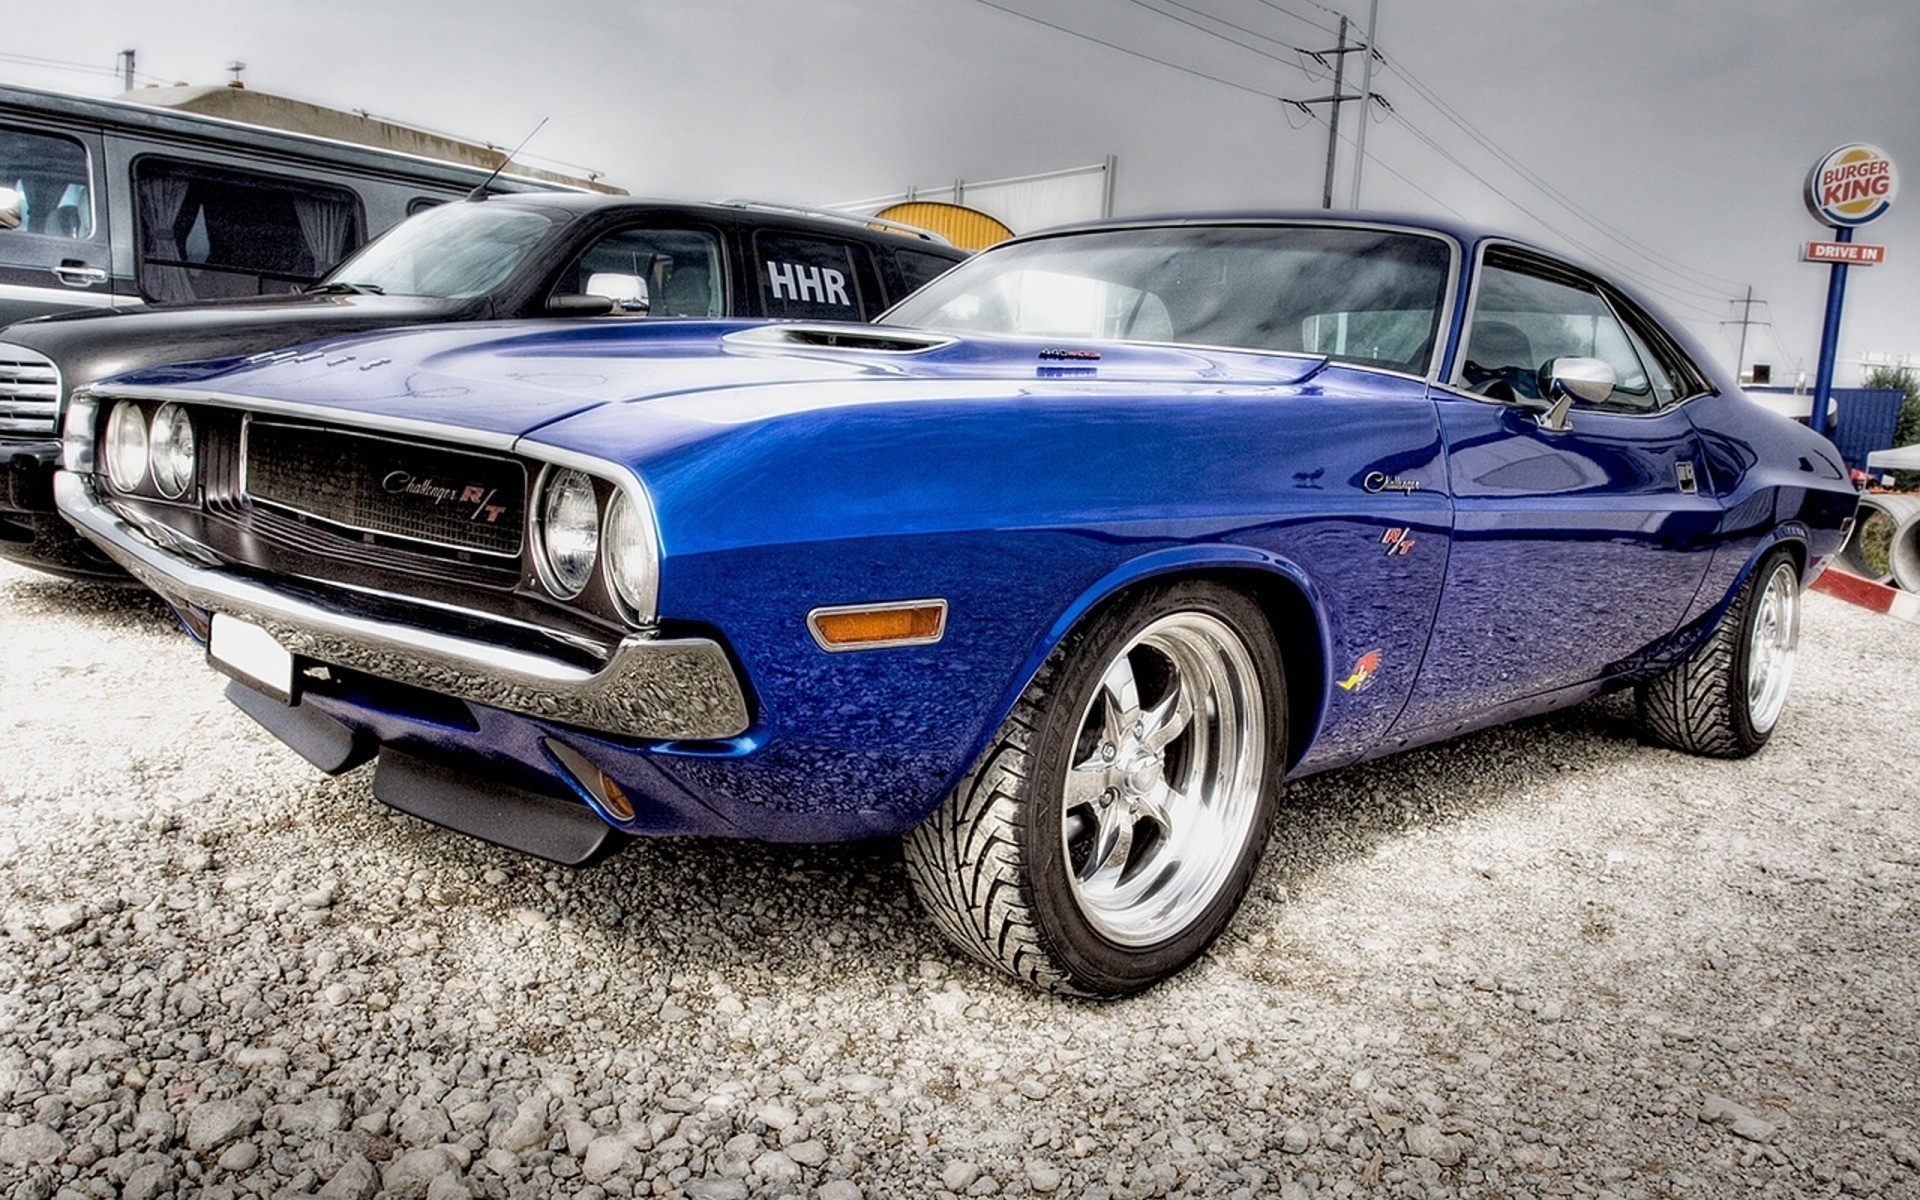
[904,581,1285,996]
[1636,548,1802,758]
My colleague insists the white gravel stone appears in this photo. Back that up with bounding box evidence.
[581,1135,631,1183]
[942,1159,983,1191]
[0,1123,67,1166]
[3,562,1920,1200]
[184,1099,261,1154]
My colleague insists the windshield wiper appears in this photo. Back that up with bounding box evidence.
[304,281,385,295]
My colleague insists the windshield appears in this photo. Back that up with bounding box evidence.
[324,203,558,299]
[881,225,1453,374]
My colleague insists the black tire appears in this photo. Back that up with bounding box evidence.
[1636,549,1801,759]
[903,580,1286,996]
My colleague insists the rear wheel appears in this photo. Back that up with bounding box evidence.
[904,581,1285,996]
[1636,549,1801,758]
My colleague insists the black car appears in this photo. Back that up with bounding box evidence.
[0,194,965,578]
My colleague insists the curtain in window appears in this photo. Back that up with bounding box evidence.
[292,195,355,276]
[136,172,196,303]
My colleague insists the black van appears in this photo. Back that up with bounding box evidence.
[0,193,965,578]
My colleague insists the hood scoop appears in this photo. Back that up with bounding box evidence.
[724,325,956,355]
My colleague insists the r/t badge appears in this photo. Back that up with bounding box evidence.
[1381,527,1414,556]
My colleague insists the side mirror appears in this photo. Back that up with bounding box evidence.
[1528,356,1616,431]
[585,272,650,314]
[546,293,615,316]
[0,186,22,231]
[1541,356,1615,405]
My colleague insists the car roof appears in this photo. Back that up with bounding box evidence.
[1008,209,1530,253]
[471,192,958,250]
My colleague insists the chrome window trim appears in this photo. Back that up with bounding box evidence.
[1445,240,1711,419]
[877,217,1463,385]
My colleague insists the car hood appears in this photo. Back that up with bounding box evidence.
[100,318,1330,442]
[6,293,473,395]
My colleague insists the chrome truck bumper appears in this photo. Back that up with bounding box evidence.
[53,470,752,741]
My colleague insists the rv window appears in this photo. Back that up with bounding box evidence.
[0,126,93,239]
[134,159,362,303]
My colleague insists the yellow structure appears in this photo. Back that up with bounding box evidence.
[874,201,1015,251]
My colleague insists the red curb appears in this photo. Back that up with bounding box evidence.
[1811,567,1920,624]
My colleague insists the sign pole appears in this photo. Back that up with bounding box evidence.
[1809,226,1853,436]
[1801,142,1897,440]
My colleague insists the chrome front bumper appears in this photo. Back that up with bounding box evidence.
[54,471,752,741]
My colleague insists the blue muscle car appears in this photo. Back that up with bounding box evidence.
[55,214,1856,995]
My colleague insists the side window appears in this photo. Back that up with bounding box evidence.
[1459,254,1658,413]
[895,249,960,297]
[755,234,871,320]
[552,226,722,317]
[0,126,94,239]
[1604,285,1712,403]
[133,159,363,303]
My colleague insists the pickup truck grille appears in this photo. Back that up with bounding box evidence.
[0,344,61,437]
[241,420,526,560]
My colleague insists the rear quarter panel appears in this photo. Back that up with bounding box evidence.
[1681,388,1856,631]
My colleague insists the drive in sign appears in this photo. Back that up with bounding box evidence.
[1805,143,1898,228]
[1804,143,1897,437]
[1803,241,1886,265]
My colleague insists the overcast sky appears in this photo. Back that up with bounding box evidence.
[8,0,1918,384]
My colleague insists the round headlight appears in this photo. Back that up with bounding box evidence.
[105,401,148,493]
[602,488,658,624]
[148,403,196,499]
[536,467,600,599]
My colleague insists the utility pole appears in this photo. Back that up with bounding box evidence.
[1346,0,1379,208]
[1720,286,1769,382]
[118,49,135,93]
[1320,16,1348,209]
[1287,13,1388,209]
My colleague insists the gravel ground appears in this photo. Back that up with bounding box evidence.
[2,555,1918,1200]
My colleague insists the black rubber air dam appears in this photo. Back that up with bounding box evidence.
[225,680,374,775]
[371,748,616,866]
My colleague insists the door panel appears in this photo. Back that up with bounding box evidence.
[0,121,114,322]
[1394,389,1718,734]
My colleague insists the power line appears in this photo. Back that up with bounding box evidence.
[1386,108,1733,321]
[1376,51,1749,295]
[1245,0,1343,38]
[0,50,168,87]
[1115,0,1301,66]
[966,0,1287,100]
[1137,0,1317,54]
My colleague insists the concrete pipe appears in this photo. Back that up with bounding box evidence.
[1846,493,1920,592]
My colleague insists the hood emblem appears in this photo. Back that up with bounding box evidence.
[1038,347,1101,361]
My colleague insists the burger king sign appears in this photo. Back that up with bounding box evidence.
[1805,143,1898,228]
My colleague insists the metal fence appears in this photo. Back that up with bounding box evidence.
[1830,387,1907,469]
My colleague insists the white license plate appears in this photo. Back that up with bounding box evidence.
[208,613,295,704]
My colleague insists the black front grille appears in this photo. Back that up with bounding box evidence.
[242,420,526,560]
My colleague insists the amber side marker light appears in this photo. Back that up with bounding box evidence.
[544,739,637,822]
[808,600,948,652]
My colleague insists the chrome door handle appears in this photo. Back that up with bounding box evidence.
[53,264,108,288]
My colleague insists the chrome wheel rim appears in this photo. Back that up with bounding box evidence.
[1746,562,1800,734]
[1060,612,1265,947]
